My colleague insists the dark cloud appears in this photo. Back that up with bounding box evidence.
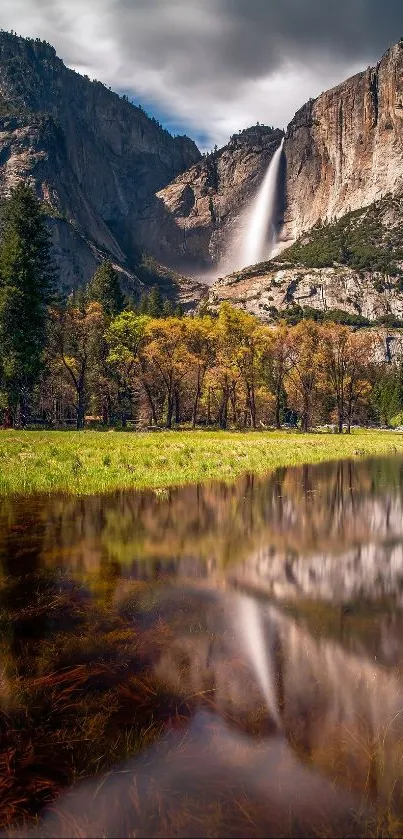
[219,0,403,73]
[0,0,402,148]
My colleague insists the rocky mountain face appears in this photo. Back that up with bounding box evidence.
[207,261,396,321]
[283,40,403,245]
[0,31,203,305]
[206,188,403,334]
[136,125,284,274]
[2,31,403,317]
[149,40,403,277]
[205,257,403,361]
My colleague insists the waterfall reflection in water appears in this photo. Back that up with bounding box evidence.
[236,595,282,728]
[2,457,403,836]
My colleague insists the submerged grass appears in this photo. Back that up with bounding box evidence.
[0,428,403,496]
[0,574,194,830]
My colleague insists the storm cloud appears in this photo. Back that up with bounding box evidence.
[1,0,402,148]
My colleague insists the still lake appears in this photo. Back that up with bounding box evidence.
[2,457,403,837]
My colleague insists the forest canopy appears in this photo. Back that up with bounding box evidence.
[0,184,402,432]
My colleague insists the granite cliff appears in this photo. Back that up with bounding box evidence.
[2,31,403,318]
[205,188,403,331]
[149,39,403,277]
[0,30,203,306]
[136,125,284,274]
[283,40,403,245]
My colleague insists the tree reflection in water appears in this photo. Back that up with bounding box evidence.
[1,457,403,836]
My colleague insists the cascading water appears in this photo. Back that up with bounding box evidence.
[216,136,285,278]
[241,136,285,268]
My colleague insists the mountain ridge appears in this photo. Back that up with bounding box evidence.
[0,30,203,306]
[145,39,403,284]
[1,30,403,319]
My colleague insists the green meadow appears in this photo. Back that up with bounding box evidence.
[1,428,403,496]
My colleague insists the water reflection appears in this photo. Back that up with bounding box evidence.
[2,457,403,836]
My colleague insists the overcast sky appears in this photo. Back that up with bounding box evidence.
[1,0,403,149]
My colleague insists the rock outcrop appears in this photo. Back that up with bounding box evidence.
[0,31,202,303]
[206,262,402,322]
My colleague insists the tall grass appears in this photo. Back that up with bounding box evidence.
[0,428,403,496]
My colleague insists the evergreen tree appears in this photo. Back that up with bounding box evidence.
[69,285,88,313]
[162,298,174,317]
[87,260,124,318]
[0,183,55,425]
[147,286,164,318]
[139,291,150,315]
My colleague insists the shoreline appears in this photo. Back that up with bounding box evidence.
[1,428,403,497]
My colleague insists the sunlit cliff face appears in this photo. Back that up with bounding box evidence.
[283,43,403,244]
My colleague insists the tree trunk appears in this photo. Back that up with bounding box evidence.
[275,387,281,429]
[142,380,159,426]
[3,406,13,429]
[346,396,353,433]
[166,393,174,429]
[76,386,85,430]
[275,379,284,429]
[192,372,201,428]
[219,392,228,429]
[248,382,256,429]
[207,387,211,426]
[174,386,180,425]
[19,392,28,429]
[107,393,113,427]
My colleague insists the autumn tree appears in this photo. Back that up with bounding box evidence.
[106,311,151,426]
[286,320,327,431]
[260,321,294,428]
[49,301,105,429]
[207,313,240,429]
[215,305,264,428]
[143,317,192,428]
[322,324,374,432]
[344,331,375,432]
[184,316,215,427]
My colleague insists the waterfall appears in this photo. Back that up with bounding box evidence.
[241,137,285,268]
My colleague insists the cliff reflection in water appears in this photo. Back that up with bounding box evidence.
[2,457,403,836]
[13,456,403,606]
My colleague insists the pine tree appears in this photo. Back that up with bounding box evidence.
[139,291,150,315]
[0,183,55,425]
[87,260,124,318]
[69,285,88,313]
[147,286,164,318]
[162,298,174,317]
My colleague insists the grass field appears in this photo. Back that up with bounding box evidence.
[1,428,403,496]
